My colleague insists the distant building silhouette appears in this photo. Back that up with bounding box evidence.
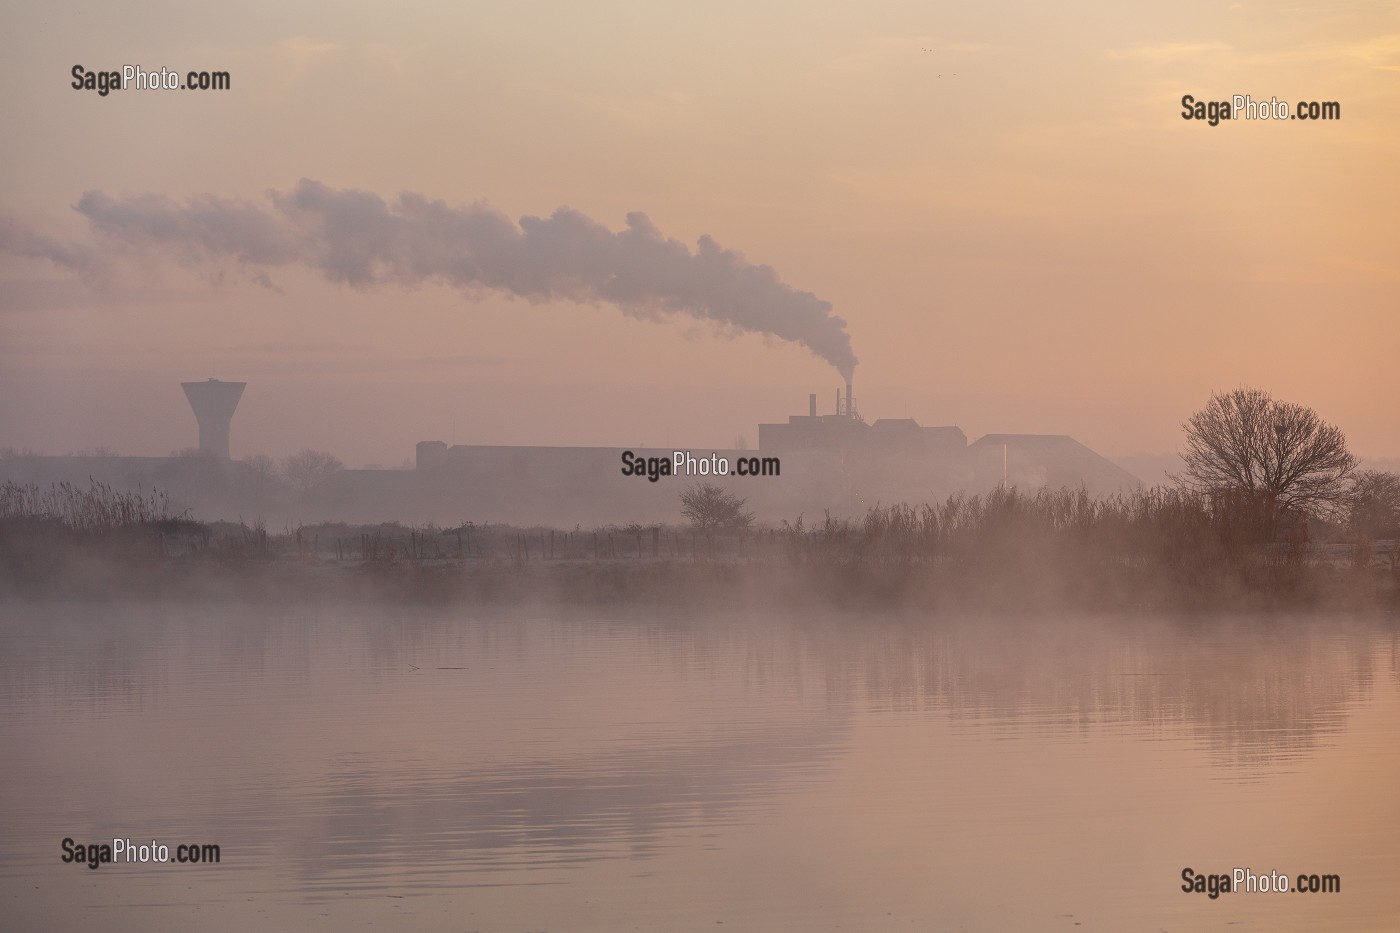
[0,383,1141,525]
[181,379,245,459]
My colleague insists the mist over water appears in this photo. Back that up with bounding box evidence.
[2,599,1397,931]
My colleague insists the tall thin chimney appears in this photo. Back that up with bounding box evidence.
[809,393,817,418]
[845,381,853,419]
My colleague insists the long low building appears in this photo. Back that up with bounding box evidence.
[365,402,1140,526]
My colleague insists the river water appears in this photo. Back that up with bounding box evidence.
[2,599,1397,930]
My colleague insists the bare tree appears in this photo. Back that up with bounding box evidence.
[239,453,286,498]
[281,449,344,493]
[1176,388,1355,519]
[1348,470,1400,539]
[679,482,754,534]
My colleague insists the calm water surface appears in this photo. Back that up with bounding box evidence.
[2,599,1398,931]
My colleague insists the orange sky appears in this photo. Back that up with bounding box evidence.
[2,0,1397,466]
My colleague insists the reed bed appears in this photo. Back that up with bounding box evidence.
[1,480,179,531]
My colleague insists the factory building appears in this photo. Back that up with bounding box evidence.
[401,385,1138,524]
[759,392,966,456]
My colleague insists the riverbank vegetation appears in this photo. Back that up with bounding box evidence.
[3,479,1395,612]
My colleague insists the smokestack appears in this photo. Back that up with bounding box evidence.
[181,379,245,458]
[845,381,853,419]
[809,393,817,418]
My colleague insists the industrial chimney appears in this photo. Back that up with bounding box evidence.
[181,379,245,458]
[845,380,853,419]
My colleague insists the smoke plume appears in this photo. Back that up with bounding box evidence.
[0,216,110,286]
[11,179,858,379]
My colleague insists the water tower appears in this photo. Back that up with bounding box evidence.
[181,379,246,458]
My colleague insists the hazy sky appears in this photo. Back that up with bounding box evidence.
[2,0,1397,466]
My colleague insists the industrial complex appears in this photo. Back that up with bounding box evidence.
[0,380,1141,526]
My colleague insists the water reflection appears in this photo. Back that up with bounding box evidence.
[807,617,1379,771]
[291,717,842,896]
[1,599,1396,932]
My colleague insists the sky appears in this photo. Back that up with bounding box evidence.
[2,0,1397,468]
